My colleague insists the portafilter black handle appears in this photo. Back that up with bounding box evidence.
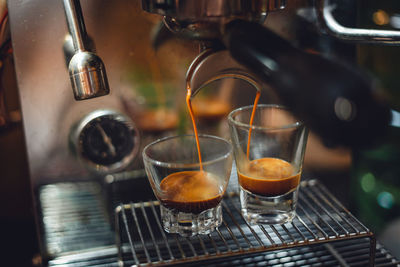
[223,19,391,148]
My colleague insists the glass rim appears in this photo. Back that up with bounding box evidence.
[142,134,232,168]
[228,104,303,130]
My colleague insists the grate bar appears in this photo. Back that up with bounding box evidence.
[226,195,265,248]
[269,224,285,244]
[115,207,123,265]
[324,243,351,267]
[208,232,222,254]
[130,203,152,263]
[369,235,377,267]
[185,237,198,257]
[174,235,186,259]
[294,214,319,240]
[149,202,174,260]
[140,203,162,262]
[120,206,140,266]
[259,225,276,246]
[196,235,208,256]
[290,220,307,242]
[222,201,253,248]
[221,220,241,251]
[281,224,296,244]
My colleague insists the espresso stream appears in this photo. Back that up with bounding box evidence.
[158,85,224,214]
[160,84,295,213]
[242,91,300,196]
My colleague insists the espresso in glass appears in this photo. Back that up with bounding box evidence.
[229,104,308,225]
[143,135,232,237]
[238,157,300,197]
[160,170,223,214]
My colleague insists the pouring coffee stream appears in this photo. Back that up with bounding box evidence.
[185,48,263,168]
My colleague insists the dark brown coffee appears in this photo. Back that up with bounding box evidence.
[160,171,223,214]
[238,157,301,197]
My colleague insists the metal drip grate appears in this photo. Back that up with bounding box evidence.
[115,179,380,266]
[39,182,114,257]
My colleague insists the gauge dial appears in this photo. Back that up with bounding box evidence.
[73,110,140,172]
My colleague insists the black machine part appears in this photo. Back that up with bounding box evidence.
[222,19,391,148]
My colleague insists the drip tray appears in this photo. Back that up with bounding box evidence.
[39,177,400,266]
[116,180,385,266]
[39,181,115,257]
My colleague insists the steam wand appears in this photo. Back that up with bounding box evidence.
[62,0,109,100]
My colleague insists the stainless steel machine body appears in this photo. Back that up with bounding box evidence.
[8,0,128,182]
[7,0,193,261]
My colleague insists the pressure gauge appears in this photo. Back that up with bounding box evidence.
[71,110,140,173]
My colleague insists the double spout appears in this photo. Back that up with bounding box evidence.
[186,48,263,98]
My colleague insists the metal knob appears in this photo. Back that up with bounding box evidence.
[63,0,109,100]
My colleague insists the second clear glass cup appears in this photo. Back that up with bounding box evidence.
[142,134,233,236]
[228,104,308,225]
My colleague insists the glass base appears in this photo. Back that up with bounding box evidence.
[161,203,222,237]
[240,186,299,225]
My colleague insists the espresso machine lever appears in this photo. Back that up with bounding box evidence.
[62,0,110,100]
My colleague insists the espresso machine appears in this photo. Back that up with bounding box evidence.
[4,0,400,266]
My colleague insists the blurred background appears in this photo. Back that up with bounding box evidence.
[1,0,400,266]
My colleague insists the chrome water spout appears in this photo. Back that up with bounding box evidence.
[62,0,109,100]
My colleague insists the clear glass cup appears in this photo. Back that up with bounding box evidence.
[142,134,233,236]
[228,104,308,225]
